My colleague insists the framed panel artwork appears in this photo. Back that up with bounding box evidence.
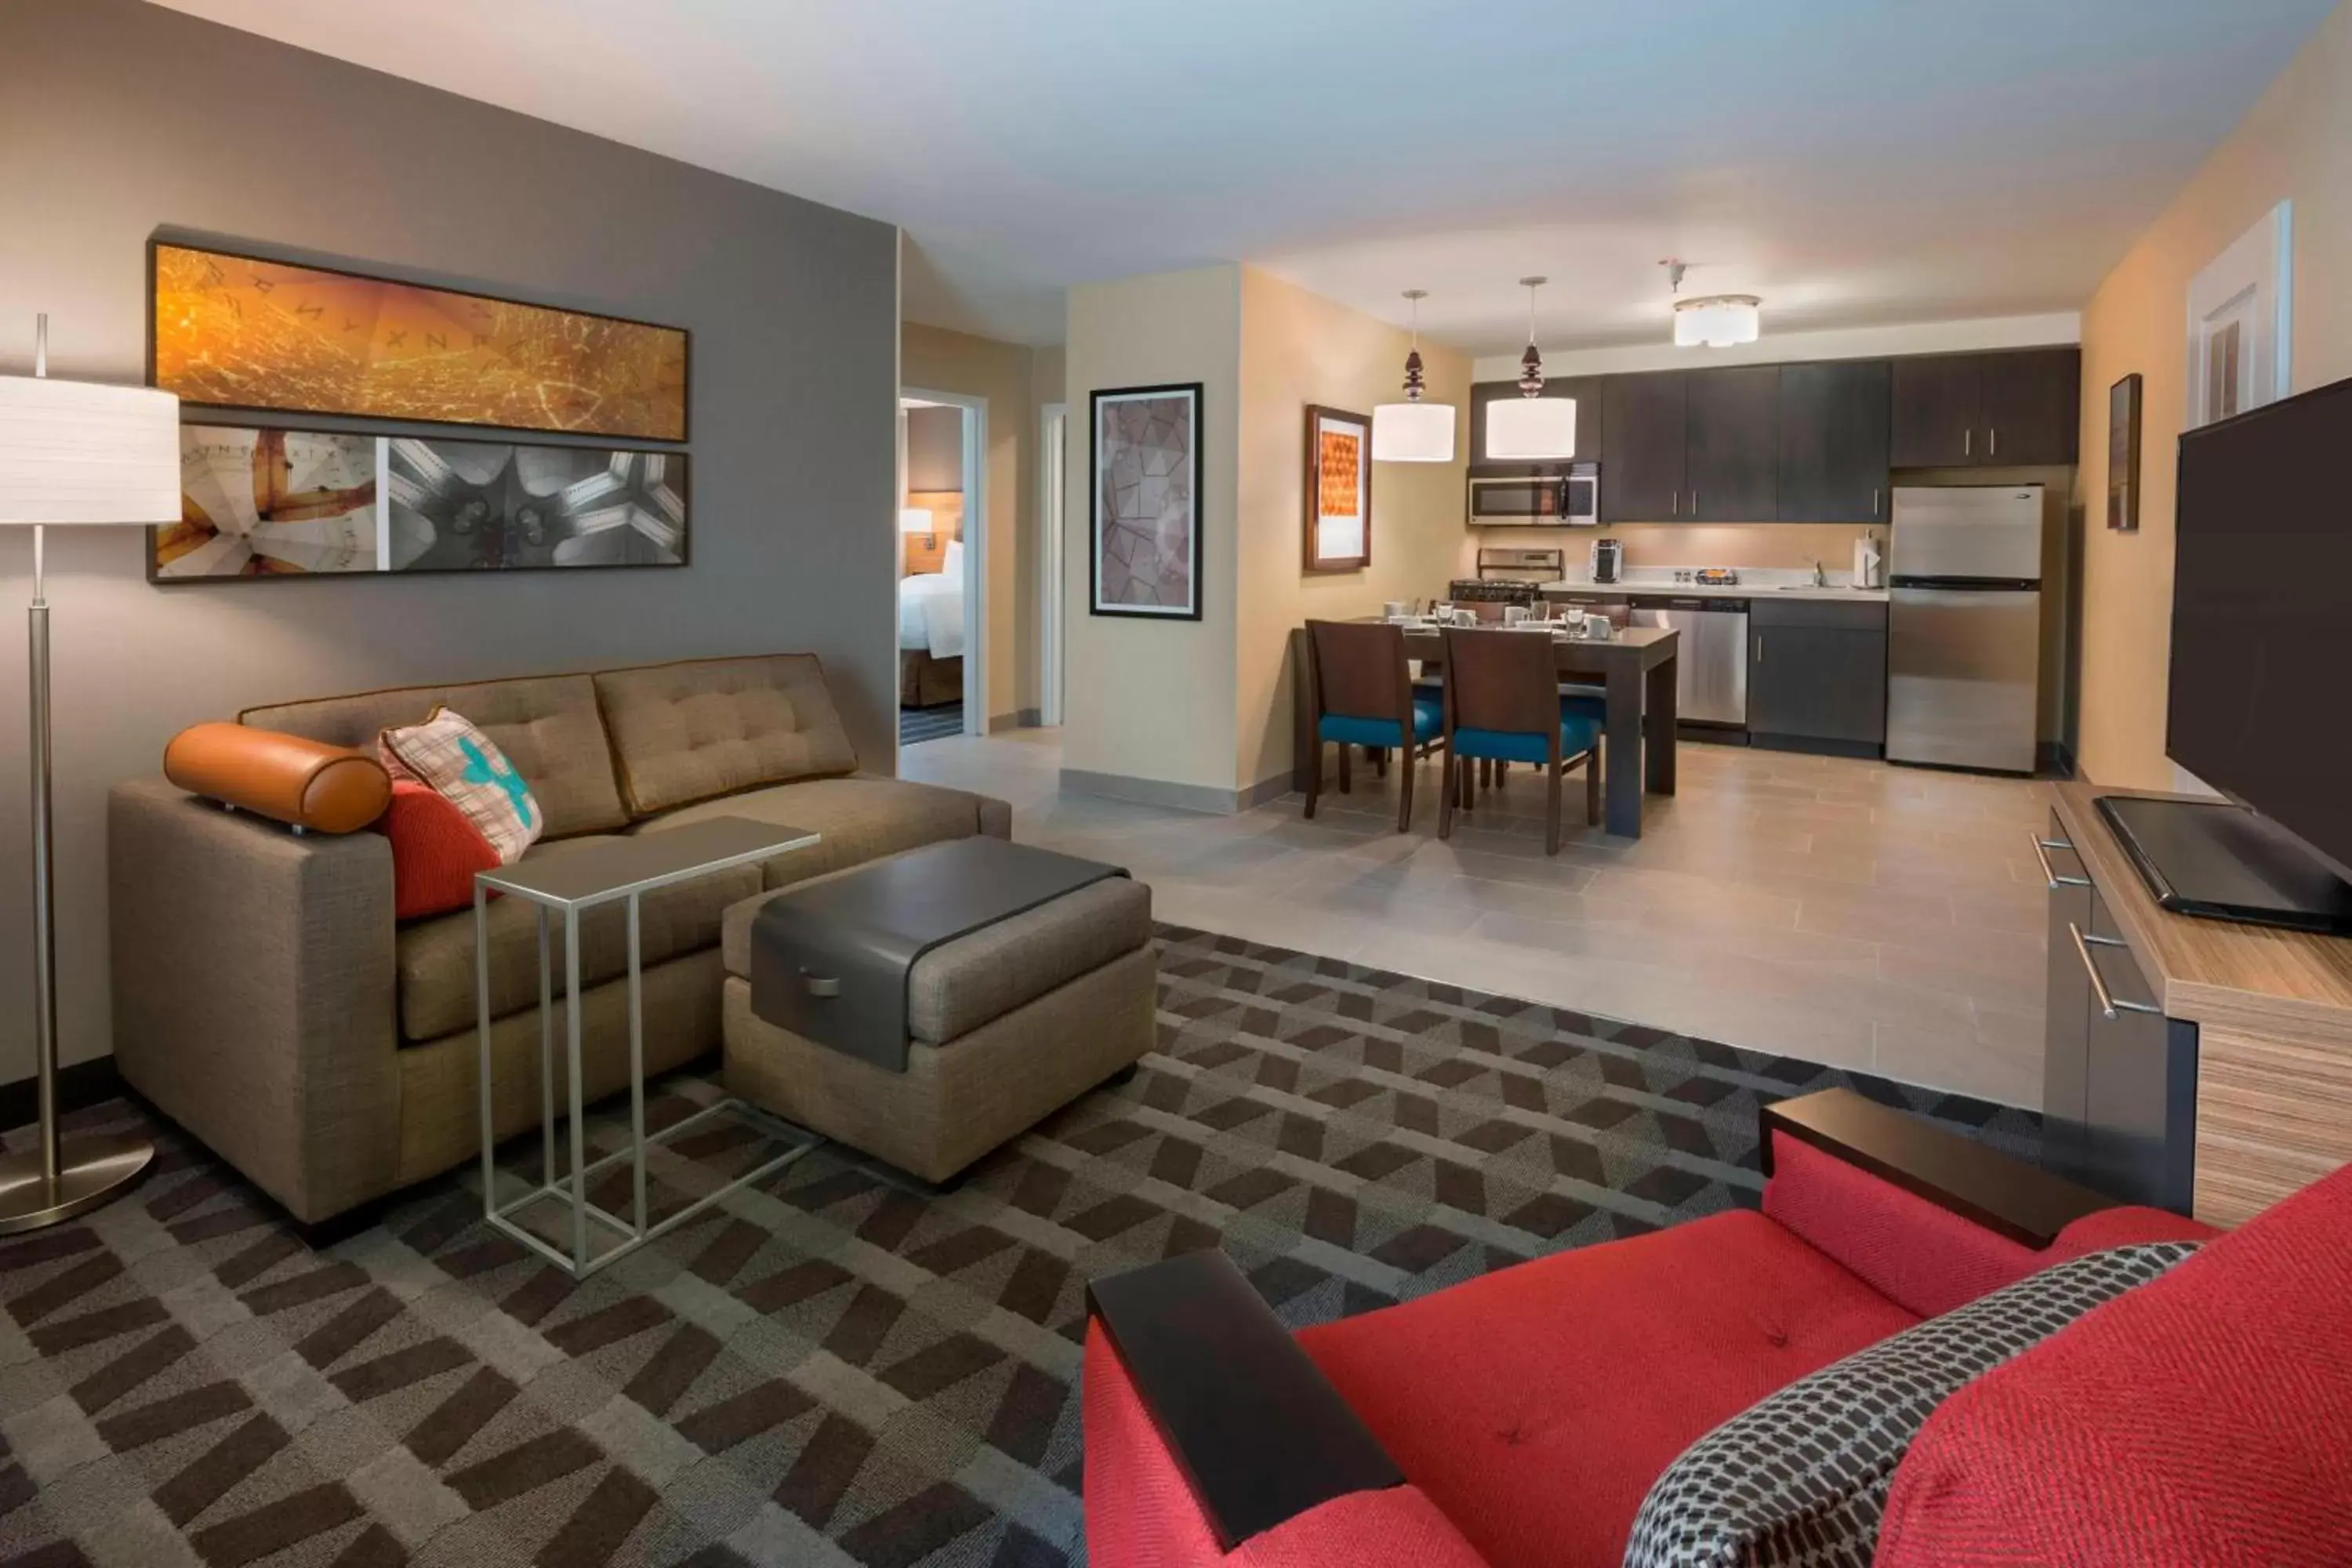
[1091,383,1202,619]
[1302,404,1372,572]
[154,423,688,580]
[2107,373,2143,532]
[150,240,689,442]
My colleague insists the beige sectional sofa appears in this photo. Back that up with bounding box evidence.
[108,653,1011,1231]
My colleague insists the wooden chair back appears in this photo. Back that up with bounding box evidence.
[1308,620,1413,725]
[1441,626,1559,738]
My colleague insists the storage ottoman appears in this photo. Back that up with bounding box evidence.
[719,851,1156,1183]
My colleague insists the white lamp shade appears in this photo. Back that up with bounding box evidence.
[1372,401,1456,463]
[898,506,934,535]
[0,375,180,525]
[1485,396,1577,461]
[1673,297,1762,350]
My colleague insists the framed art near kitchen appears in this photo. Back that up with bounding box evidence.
[2107,374,2143,532]
[149,239,690,442]
[1091,383,1202,619]
[1303,404,1372,573]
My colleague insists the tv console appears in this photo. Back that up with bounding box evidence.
[2041,782,2352,1228]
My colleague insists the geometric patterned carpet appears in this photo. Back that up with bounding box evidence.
[897,703,964,747]
[0,924,2038,1568]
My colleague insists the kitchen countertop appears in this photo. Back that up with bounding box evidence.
[1539,579,1891,604]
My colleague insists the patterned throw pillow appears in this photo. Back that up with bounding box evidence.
[379,706,543,866]
[1621,1243,2201,1568]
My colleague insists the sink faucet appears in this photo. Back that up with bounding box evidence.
[1812,559,1828,588]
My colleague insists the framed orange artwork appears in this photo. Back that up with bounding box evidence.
[1304,404,1371,572]
[149,240,689,442]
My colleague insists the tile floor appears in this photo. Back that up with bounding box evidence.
[903,729,2057,1110]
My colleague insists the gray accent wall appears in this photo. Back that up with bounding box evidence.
[0,0,902,1080]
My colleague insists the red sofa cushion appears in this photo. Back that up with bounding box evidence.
[1082,1329,1490,1568]
[1877,1163,2352,1566]
[1294,1209,1920,1568]
[377,779,501,920]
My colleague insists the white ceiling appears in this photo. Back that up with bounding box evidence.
[152,0,2333,352]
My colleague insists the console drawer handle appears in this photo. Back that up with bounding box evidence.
[2068,923,2161,1020]
[2031,832,2090,889]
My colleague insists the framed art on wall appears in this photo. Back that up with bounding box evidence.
[150,240,690,442]
[2107,373,2143,532]
[1091,383,1202,619]
[154,423,688,579]
[1303,404,1372,573]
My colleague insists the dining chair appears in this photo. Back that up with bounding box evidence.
[1305,619,1443,831]
[1439,626,1602,854]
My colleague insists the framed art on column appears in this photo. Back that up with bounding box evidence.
[1303,404,1371,572]
[1091,383,1202,620]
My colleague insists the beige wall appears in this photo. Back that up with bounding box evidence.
[901,318,1040,723]
[2077,0,2352,788]
[1236,267,1471,791]
[1061,266,1243,794]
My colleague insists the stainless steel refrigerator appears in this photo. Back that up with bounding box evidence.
[1886,485,2043,773]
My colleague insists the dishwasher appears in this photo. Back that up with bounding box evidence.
[1628,596,1749,728]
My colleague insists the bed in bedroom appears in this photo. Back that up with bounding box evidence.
[899,543,965,710]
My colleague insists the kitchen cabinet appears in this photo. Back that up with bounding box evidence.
[1467,376,1602,468]
[1777,360,1890,522]
[1684,366,1780,521]
[1891,348,2081,468]
[1747,597,1886,753]
[1601,372,1687,522]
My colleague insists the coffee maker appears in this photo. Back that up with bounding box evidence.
[1589,538,1623,584]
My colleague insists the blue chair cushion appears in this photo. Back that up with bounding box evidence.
[1559,686,1607,721]
[1453,712,1602,764]
[1320,694,1442,750]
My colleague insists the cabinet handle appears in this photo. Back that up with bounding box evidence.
[1964,428,1973,457]
[2031,832,2089,889]
[2068,922,2162,1020]
[1989,427,1998,457]
[1691,489,1699,515]
[1872,487,1881,517]
[1671,490,1680,517]
[1754,633,1764,664]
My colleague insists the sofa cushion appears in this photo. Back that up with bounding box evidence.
[242,674,627,839]
[594,655,857,817]
[1295,1209,1921,1568]
[394,832,760,1042]
[1876,1162,2352,1567]
[644,774,989,891]
[722,871,1150,1043]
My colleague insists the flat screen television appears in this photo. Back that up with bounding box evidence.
[2144,373,2352,926]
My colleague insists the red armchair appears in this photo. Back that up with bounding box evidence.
[1082,1088,2266,1567]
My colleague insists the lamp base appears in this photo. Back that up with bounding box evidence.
[0,1133,154,1234]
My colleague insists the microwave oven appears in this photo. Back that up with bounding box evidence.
[1468,463,1599,527]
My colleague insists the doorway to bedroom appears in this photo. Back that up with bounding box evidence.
[898,391,983,746]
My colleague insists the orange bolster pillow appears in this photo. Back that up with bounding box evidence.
[164,722,393,833]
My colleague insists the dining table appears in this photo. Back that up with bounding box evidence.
[1287,620,1681,839]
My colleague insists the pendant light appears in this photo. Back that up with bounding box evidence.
[1485,276,1577,460]
[1663,260,1762,349]
[1372,289,1456,463]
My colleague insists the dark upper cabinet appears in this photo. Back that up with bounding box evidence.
[1684,365,1780,521]
[1467,376,1602,470]
[1748,597,1887,746]
[1890,355,1984,467]
[1892,348,2082,468]
[1980,347,2081,465]
[1601,371,1688,522]
[1777,360,1890,522]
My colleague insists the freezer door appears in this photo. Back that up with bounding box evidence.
[1886,587,2042,772]
[1889,487,2044,581]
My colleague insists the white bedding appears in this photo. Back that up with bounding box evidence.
[898,572,966,659]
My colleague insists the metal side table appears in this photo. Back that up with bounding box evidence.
[474,816,820,1277]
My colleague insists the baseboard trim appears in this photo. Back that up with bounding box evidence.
[1016,707,1042,729]
[1059,767,1250,815]
[0,1056,126,1133]
[1749,733,1882,760]
[1239,771,1294,810]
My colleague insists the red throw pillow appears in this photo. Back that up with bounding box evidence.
[378,779,502,920]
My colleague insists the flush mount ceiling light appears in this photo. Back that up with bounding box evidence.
[1662,260,1762,349]
[1372,289,1456,463]
[1486,276,1577,460]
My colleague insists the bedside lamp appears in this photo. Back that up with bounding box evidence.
[0,317,179,1232]
[899,506,936,550]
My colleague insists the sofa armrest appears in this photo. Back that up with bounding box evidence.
[109,777,401,1224]
[1086,1250,1405,1552]
[1762,1087,2114,1248]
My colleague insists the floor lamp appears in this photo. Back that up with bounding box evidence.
[0,317,180,1232]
